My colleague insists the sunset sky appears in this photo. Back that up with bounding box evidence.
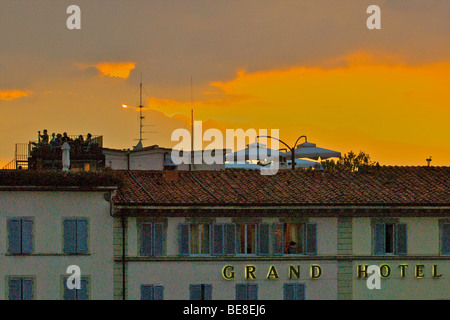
[0,0,449,167]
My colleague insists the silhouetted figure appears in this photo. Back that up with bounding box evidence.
[61,132,72,143]
[38,129,49,144]
[287,241,297,254]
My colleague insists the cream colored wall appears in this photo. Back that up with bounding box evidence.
[0,191,114,300]
[127,261,337,300]
[352,260,450,299]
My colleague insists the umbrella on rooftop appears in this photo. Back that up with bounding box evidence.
[225,142,283,163]
[284,141,341,160]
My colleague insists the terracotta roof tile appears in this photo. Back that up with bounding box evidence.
[114,166,450,206]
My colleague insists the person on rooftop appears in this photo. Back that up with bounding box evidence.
[38,129,49,144]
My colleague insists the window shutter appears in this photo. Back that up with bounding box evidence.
[273,223,284,255]
[8,278,22,300]
[153,285,164,300]
[396,223,407,255]
[179,223,190,256]
[78,279,88,300]
[373,223,385,255]
[64,219,77,254]
[258,223,270,255]
[212,224,224,255]
[284,283,295,300]
[77,219,88,253]
[140,223,153,256]
[189,284,202,300]
[296,283,306,300]
[153,223,164,256]
[305,223,317,255]
[224,223,236,255]
[236,284,247,300]
[22,278,33,300]
[64,278,76,300]
[442,223,450,254]
[141,285,153,300]
[21,219,33,254]
[204,284,212,300]
[248,283,258,300]
[8,219,21,254]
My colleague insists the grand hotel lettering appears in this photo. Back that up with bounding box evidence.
[221,264,443,280]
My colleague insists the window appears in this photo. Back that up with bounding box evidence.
[237,224,256,254]
[277,223,317,255]
[179,223,210,255]
[140,222,164,256]
[63,277,89,300]
[8,218,33,254]
[284,283,306,300]
[211,223,236,255]
[236,283,258,300]
[63,218,88,254]
[373,222,407,255]
[190,284,212,300]
[8,277,34,300]
[141,284,164,300]
[191,224,210,254]
[441,222,450,255]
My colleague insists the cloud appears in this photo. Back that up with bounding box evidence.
[0,89,32,101]
[143,51,450,165]
[77,62,136,79]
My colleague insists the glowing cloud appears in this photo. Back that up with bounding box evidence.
[77,62,136,79]
[95,62,135,78]
[0,90,32,101]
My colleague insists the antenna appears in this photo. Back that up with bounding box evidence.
[190,75,194,171]
[139,73,144,142]
[133,73,157,149]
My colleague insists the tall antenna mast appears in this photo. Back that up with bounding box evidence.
[139,73,144,143]
[190,75,194,171]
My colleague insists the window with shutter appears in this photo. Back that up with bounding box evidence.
[140,223,153,256]
[8,277,34,300]
[179,223,190,256]
[141,284,164,300]
[396,223,407,255]
[373,221,408,256]
[77,219,88,253]
[284,283,305,300]
[258,223,270,255]
[8,278,22,300]
[224,223,236,255]
[64,218,88,254]
[190,284,213,300]
[8,219,22,254]
[153,223,164,256]
[373,223,385,255]
[236,283,258,300]
[21,219,33,254]
[63,277,89,300]
[212,224,224,255]
[305,223,317,255]
[442,223,450,254]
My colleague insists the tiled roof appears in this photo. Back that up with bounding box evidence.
[114,166,450,206]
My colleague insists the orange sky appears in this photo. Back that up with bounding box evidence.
[0,1,449,168]
[149,52,450,166]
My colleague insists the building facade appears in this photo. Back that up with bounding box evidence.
[0,167,449,299]
[112,167,450,300]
